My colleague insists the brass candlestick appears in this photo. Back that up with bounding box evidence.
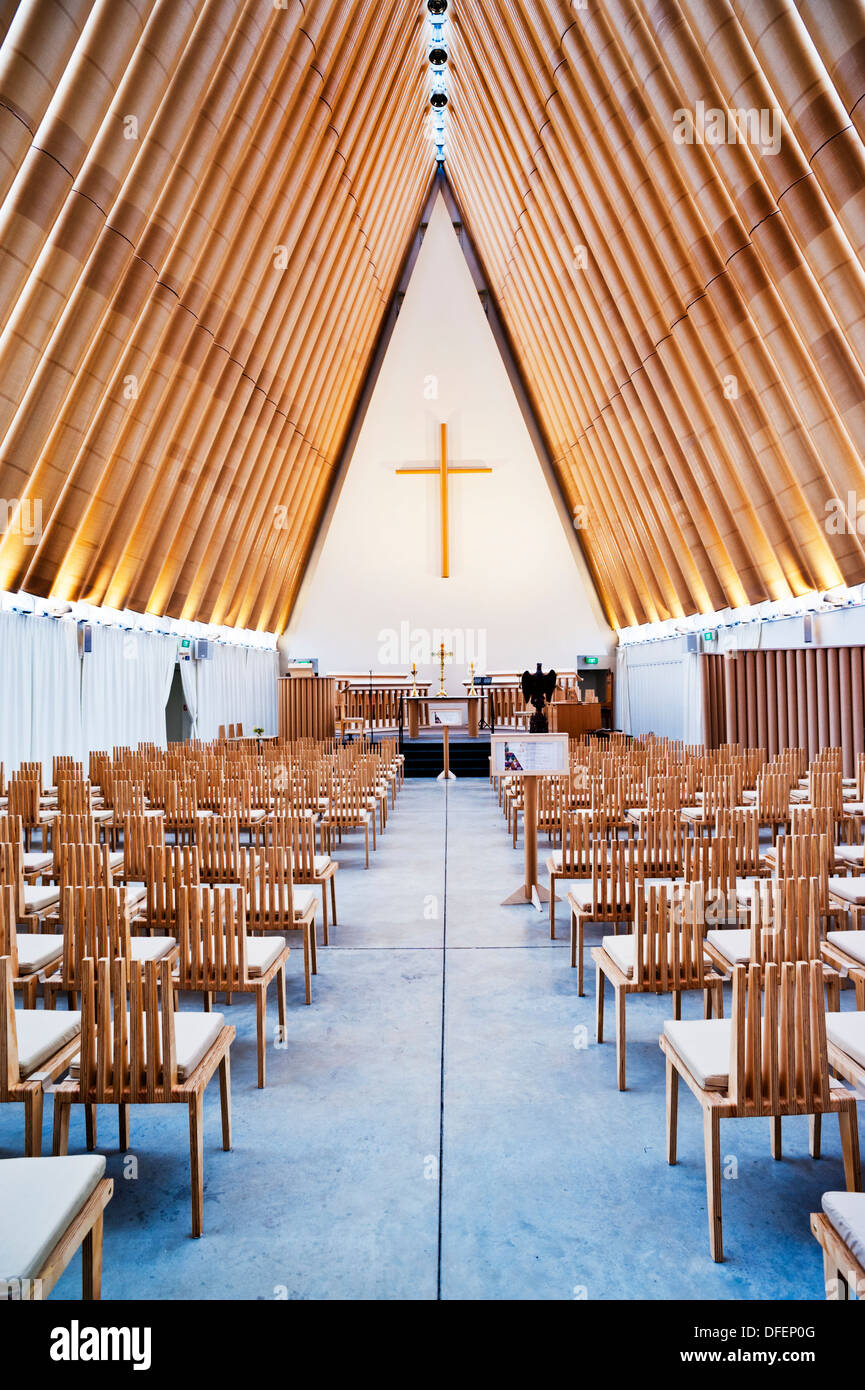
[410,662,419,697]
[468,661,478,697]
[438,641,452,698]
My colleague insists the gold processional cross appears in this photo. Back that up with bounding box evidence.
[395,423,492,578]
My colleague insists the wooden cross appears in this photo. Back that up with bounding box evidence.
[396,423,492,578]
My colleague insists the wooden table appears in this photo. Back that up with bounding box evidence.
[407,695,479,739]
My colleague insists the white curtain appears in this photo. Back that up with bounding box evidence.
[0,612,83,780]
[244,648,279,735]
[682,650,704,744]
[81,626,176,755]
[29,615,84,775]
[614,644,630,732]
[0,611,33,777]
[195,645,278,740]
[618,641,706,742]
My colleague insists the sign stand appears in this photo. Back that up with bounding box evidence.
[437,726,456,781]
[491,733,569,912]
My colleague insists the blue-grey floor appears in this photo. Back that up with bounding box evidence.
[2,779,860,1299]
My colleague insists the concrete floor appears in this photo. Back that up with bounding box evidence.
[2,779,860,1300]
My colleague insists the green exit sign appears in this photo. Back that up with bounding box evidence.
[703,630,716,642]
[582,656,599,665]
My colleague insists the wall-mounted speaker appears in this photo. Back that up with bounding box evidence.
[77,622,92,655]
[685,633,699,653]
[193,638,211,660]
[803,614,814,644]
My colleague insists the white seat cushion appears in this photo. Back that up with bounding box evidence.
[706,928,751,967]
[829,877,865,906]
[92,809,113,823]
[14,1009,81,1078]
[679,806,705,820]
[826,931,865,967]
[566,880,595,911]
[15,933,63,976]
[245,887,316,918]
[22,852,52,875]
[129,936,176,962]
[245,936,287,976]
[822,1192,865,1270]
[835,844,864,865]
[108,851,124,871]
[663,1017,732,1091]
[289,854,333,876]
[0,1155,106,1280]
[825,1010,865,1072]
[600,933,710,979]
[734,876,764,906]
[23,886,60,914]
[70,1011,225,1083]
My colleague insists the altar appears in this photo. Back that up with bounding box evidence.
[407,694,480,739]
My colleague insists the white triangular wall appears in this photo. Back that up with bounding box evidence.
[285,193,614,690]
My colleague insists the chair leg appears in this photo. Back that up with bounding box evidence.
[53,1095,71,1155]
[364,826,369,869]
[219,1051,232,1151]
[321,884,329,946]
[256,987,266,1089]
[277,963,286,1033]
[550,877,556,940]
[23,1086,43,1157]
[119,1102,130,1151]
[839,1105,862,1191]
[666,1056,678,1165]
[596,963,605,1043]
[577,916,585,996]
[330,876,337,926]
[809,1113,822,1159]
[310,919,318,975]
[188,1092,204,1237]
[82,1212,103,1300]
[771,1115,782,1160]
[570,909,577,970]
[703,1106,723,1261]
[824,1251,848,1300]
[703,987,712,1019]
[85,1104,97,1151]
[615,986,627,1090]
[303,929,312,1005]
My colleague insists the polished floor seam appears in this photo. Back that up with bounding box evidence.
[436,782,448,1301]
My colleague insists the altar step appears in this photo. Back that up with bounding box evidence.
[402,740,490,778]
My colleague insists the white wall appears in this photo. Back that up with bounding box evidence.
[285,193,614,691]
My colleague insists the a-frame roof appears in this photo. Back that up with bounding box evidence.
[0,0,863,630]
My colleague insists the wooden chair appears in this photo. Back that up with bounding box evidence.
[176,886,288,1088]
[0,956,81,1155]
[0,841,60,929]
[144,844,202,935]
[44,886,178,1026]
[267,815,338,945]
[660,960,861,1261]
[196,816,251,884]
[321,781,373,867]
[592,884,724,1090]
[547,811,600,938]
[0,813,52,883]
[0,883,63,1007]
[52,956,234,1237]
[121,814,165,883]
[811,1194,865,1299]
[0,1154,113,1300]
[566,840,640,993]
[246,848,318,1004]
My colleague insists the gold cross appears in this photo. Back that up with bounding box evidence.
[396,423,492,578]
